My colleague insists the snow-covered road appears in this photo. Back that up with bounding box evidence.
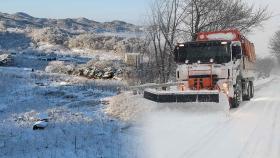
[141,76,280,158]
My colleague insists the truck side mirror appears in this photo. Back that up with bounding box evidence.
[232,45,242,59]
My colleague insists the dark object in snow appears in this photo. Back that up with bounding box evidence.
[133,90,137,95]
[33,121,48,130]
[0,54,12,65]
[100,98,110,105]
[23,68,34,72]
[35,82,45,86]
[117,87,122,94]
[33,113,49,130]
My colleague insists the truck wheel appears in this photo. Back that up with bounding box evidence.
[230,80,243,108]
[243,81,251,101]
[250,81,254,98]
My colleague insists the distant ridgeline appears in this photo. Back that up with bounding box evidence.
[0,12,142,33]
[0,12,145,53]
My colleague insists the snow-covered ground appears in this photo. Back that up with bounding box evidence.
[135,74,280,158]
[1,45,279,158]
[0,66,137,158]
[105,73,279,158]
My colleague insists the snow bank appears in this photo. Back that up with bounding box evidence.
[105,92,230,122]
[255,75,275,86]
[105,92,157,121]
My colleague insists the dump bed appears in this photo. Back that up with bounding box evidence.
[196,30,256,62]
[242,37,256,62]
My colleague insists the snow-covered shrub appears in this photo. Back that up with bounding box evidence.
[45,61,74,74]
[45,59,125,80]
[68,33,96,49]
[68,34,144,54]
[104,37,116,51]
[113,38,143,54]
[68,34,125,51]
[256,57,275,78]
[31,27,69,45]
[0,21,6,32]
[270,30,280,63]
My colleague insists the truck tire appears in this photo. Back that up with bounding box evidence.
[243,81,251,101]
[230,79,243,108]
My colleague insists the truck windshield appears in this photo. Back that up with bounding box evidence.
[174,42,231,64]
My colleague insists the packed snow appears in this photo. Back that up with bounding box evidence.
[105,73,280,158]
[136,75,280,158]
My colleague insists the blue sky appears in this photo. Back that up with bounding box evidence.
[0,0,152,24]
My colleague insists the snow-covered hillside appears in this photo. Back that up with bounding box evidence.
[0,12,142,33]
[0,66,138,158]
[0,12,145,60]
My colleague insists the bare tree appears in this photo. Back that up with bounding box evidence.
[182,0,270,40]
[146,0,270,83]
[147,0,187,83]
[0,21,6,32]
[256,57,275,78]
[270,30,280,63]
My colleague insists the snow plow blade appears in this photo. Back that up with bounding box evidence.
[144,89,219,103]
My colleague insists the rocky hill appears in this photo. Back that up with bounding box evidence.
[0,12,146,54]
[0,12,141,33]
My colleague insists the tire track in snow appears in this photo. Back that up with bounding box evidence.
[178,119,228,158]
[225,79,280,158]
[265,102,280,158]
[237,99,274,158]
[179,78,280,158]
[142,77,280,158]
[234,79,280,158]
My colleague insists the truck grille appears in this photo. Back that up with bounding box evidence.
[189,75,218,90]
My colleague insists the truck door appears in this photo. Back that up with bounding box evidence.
[232,43,242,60]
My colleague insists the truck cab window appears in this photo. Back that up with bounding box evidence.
[232,45,242,59]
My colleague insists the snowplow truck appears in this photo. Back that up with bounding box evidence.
[144,30,256,108]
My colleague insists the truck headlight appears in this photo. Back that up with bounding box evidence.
[222,83,228,89]
[221,83,229,95]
